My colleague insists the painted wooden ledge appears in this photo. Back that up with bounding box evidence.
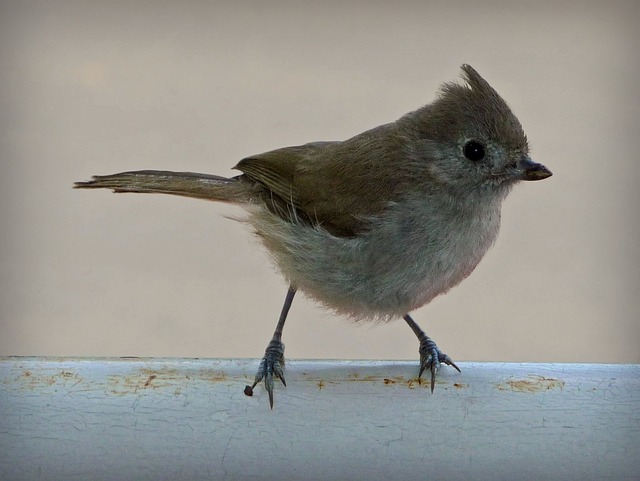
[1,358,638,481]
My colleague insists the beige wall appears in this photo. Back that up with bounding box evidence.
[1,1,638,363]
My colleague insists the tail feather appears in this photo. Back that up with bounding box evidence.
[74,170,253,204]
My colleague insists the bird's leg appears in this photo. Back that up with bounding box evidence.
[403,314,461,392]
[244,286,296,408]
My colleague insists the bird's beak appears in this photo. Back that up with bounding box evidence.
[518,157,552,181]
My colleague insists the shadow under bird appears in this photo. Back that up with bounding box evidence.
[75,64,552,408]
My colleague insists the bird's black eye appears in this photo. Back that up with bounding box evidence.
[463,141,485,161]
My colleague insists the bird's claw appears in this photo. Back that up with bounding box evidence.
[418,337,461,392]
[244,339,286,408]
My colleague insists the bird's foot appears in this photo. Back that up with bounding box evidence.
[244,339,286,408]
[417,336,461,392]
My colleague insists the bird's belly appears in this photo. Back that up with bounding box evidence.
[248,205,500,321]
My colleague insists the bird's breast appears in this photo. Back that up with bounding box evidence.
[247,198,502,321]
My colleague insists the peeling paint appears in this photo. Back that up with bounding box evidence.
[497,375,565,393]
[9,368,84,391]
[106,367,229,395]
[4,362,232,397]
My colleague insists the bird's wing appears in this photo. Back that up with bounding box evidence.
[234,144,311,212]
[235,139,394,236]
[235,125,412,237]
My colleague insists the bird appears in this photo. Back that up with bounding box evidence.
[75,64,552,408]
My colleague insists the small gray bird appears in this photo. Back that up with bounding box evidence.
[75,65,551,408]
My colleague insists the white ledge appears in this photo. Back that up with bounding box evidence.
[1,357,638,481]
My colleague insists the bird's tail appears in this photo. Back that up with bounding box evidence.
[74,170,254,204]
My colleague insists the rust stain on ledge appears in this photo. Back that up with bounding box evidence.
[10,368,84,391]
[497,375,565,393]
[301,374,451,391]
[108,367,228,395]
[347,373,379,382]
[143,374,156,387]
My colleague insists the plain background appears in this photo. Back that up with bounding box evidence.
[1,0,638,363]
